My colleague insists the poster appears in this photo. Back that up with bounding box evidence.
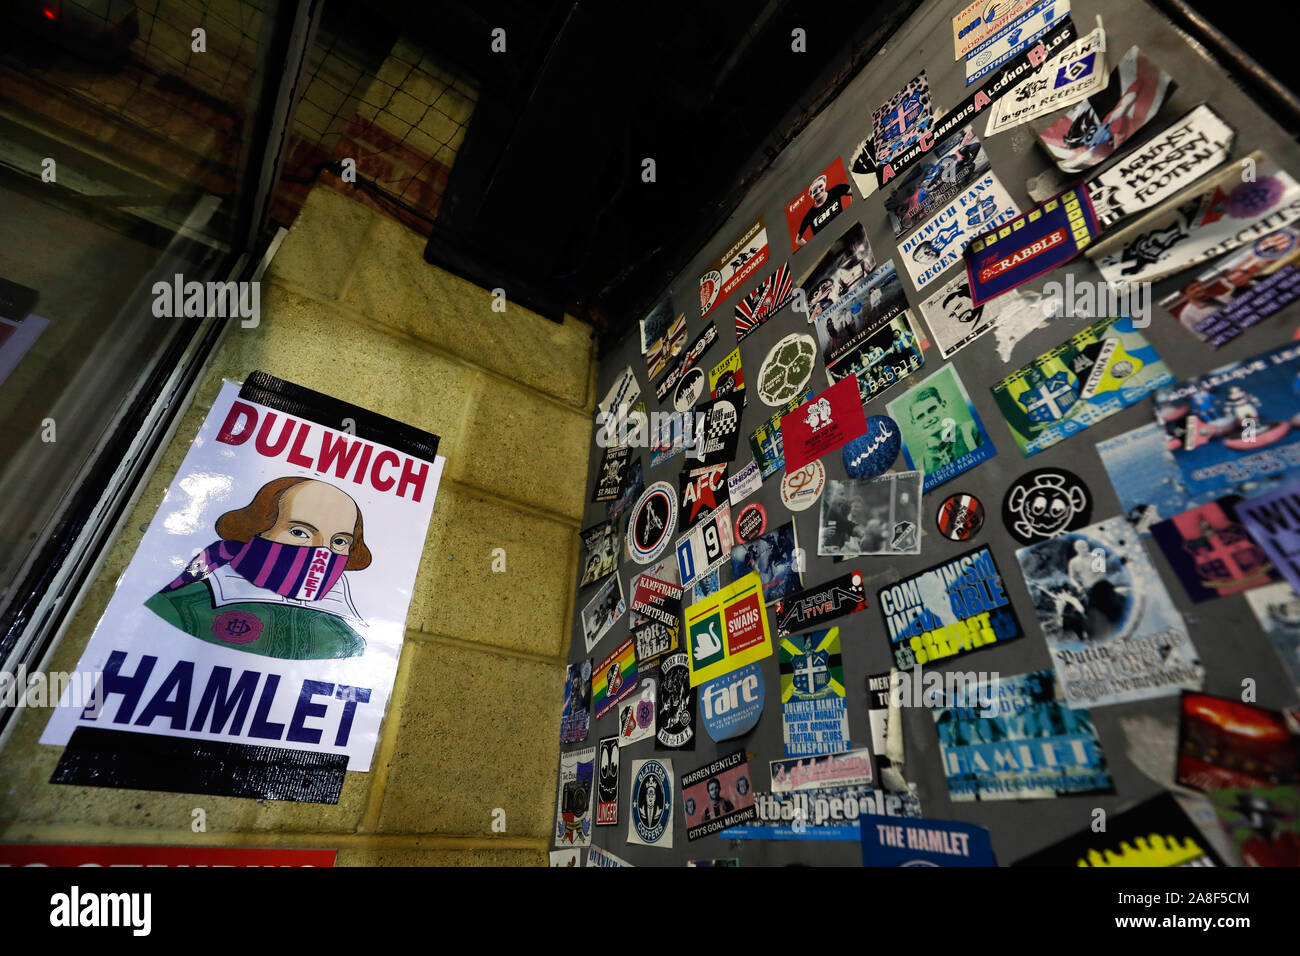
[560,659,592,744]
[1209,786,1300,867]
[699,219,770,319]
[680,750,757,840]
[577,520,619,588]
[780,376,870,473]
[700,663,764,742]
[885,125,990,243]
[779,627,850,758]
[932,669,1113,801]
[867,673,898,782]
[817,472,923,558]
[595,736,619,826]
[1089,152,1300,285]
[1238,481,1300,596]
[770,748,873,792]
[749,389,812,480]
[41,376,444,801]
[862,817,996,867]
[1244,583,1300,700]
[981,21,1104,134]
[593,637,638,721]
[617,677,656,747]
[675,503,733,590]
[554,746,595,847]
[772,570,868,639]
[786,157,855,250]
[887,365,996,493]
[965,0,1071,87]
[730,522,802,605]
[683,571,774,687]
[655,651,696,750]
[592,446,631,504]
[991,316,1172,457]
[1160,225,1300,347]
[1037,45,1175,174]
[798,224,888,323]
[1015,793,1223,866]
[1086,104,1234,231]
[899,170,1020,292]
[723,785,921,840]
[879,546,1024,670]
[918,272,1038,359]
[687,393,744,466]
[872,72,934,166]
[630,571,682,630]
[1017,518,1203,707]
[807,257,908,375]
[734,264,795,342]
[627,757,674,848]
[964,184,1101,305]
[632,620,678,667]
[606,458,644,521]
[1176,691,1300,791]
[580,572,625,653]
[823,311,924,407]
[1153,341,1300,497]
[1150,498,1277,602]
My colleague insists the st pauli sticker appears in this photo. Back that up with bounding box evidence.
[554,746,595,848]
[592,446,631,503]
[699,218,770,319]
[818,472,923,557]
[627,757,674,848]
[841,415,901,479]
[656,321,719,402]
[861,816,996,867]
[683,570,775,687]
[1150,498,1278,602]
[990,316,1173,457]
[628,481,678,565]
[688,394,744,466]
[1015,518,1203,707]
[723,785,921,840]
[888,366,996,493]
[787,157,855,250]
[606,458,644,522]
[593,637,639,721]
[632,620,678,666]
[1237,482,1300,598]
[757,333,818,406]
[580,572,625,653]
[731,521,802,604]
[618,678,656,747]
[964,183,1100,305]
[596,736,620,826]
[872,72,934,166]
[937,493,986,542]
[675,503,734,590]
[879,546,1024,670]
[771,748,873,792]
[772,570,868,639]
[561,660,592,743]
[780,460,826,513]
[700,663,765,742]
[734,502,768,542]
[1085,104,1234,231]
[655,651,697,750]
[780,627,850,757]
[630,571,682,629]
[728,458,763,505]
[900,170,1021,292]
[750,390,811,479]
[1001,467,1092,544]
[578,520,619,588]
[679,463,729,533]
[680,750,757,840]
[41,373,444,803]
[981,20,1104,136]
[709,347,745,398]
[964,0,1071,87]
[932,669,1114,801]
[780,375,869,473]
[734,264,795,342]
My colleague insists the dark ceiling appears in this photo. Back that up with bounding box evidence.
[349,0,921,351]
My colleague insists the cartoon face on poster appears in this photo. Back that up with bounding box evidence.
[560,659,592,744]
[887,365,996,493]
[596,736,620,826]
[1015,518,1204,708]
[627,758,674,848]
[554,746,595,847]
[779,627,850,758]
[41,377,445,791]
[680,750,757,840]
[786,157,855,250]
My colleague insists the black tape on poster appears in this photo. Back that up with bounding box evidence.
[51,727,348,804]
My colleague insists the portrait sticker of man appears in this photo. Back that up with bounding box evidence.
[889,366,992,487]
[144,476,370,660]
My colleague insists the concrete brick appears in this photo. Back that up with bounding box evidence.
[417,108,460,146]
[453,376,590,520]
[341,215,594,408]
[407,484,576,656]
[336,846,545,866]
[266,187,381,300]
[385,90,426,127]
[374,642,561,837]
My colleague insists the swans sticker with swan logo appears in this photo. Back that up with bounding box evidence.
[684,570,774,687]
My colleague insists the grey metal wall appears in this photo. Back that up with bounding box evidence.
[566,0,1300,866]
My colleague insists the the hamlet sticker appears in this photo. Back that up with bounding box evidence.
[41,375,444,800]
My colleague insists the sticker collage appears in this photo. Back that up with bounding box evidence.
[559,1,1300,867]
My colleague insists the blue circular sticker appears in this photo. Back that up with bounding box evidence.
[842,415,901,479]
[699,662,765,742]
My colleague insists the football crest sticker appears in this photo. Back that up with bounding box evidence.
[628,758,674,848]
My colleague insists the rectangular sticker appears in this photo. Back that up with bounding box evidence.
[587,845,633,867]
[580,571,626,653]
[953,0,1043,58]
[709,347,745,398]
[1244,583,1300,701]
[780,627,850,758]
[1176,691,1300,790]
[679,463,730,533]
[617,678,657,747]
[862,817,997,866]
[780,375,870,473]
[872,72,934,166]
[965,0,1071,87]
[592,446,631,503]
[771,570,868,639]
[642,298,687,382]
[675,504,734,591]
[786,156,856,250]
[632,619,678,666]
[723,785,921,840]
[554,747,595,847]
[578,520,619,588]
[1209,785,1300,867]
[770,748,874,793]
[687,393,744,466]
[887,365,997,493]
[991,316,1172,457]
[699,219,770,319]
[681,750,758,840]
[727,458,763,505]
[885,125,990,241]
[630,572,682,629]
[823,310,926,406]
[981,20,1102,131]
[918,272,1038,360]
[592,637,639,721]
[656,322,720,402]
[560,660,592,744]
[683,570,774,688]
[750,390,811,480]
[1149,498,1279,602]
[734,264,796,341]
[1237,481,1300,598]
[818,472,923,557]
[899,171,1020,292]
[730,521,802,605]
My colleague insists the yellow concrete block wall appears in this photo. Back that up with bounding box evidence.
[0,185,596,866]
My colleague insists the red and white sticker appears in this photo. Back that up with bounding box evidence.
[781,461,826,512]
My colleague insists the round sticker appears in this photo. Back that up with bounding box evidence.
[1001,468,1093,545]
[781,460,825,512]
[842,415,901,479]
[735,502,768,542]
[700,662,765,742]
[630,758,673,845]
[629,481,678,564]
[757,333,817,406]
[935,493,985,542]
[673,365,706,412]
